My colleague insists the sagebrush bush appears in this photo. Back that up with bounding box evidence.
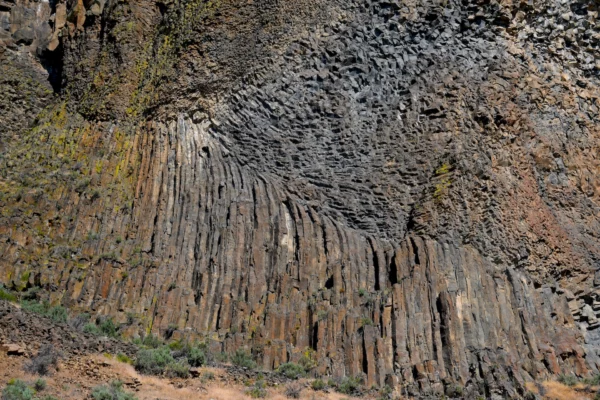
[24,345,60,376]
[1,380,33,400]
[83,323,101,335]
[116,353,133,364]
[165,361,190,378]
[20,301,67,323]
[47,306,67,323]
[583,374,600,385]
[337,376,363,395]
[311,379,325,391]
[0,286,17,302]
[231,349,256,369]
[91,381,137,400]
[187,346,206,367]
[246,380,267,398]
[69,313,91,330]
[557,374,578,387]
[134,347,174,375]
[141,334,163,349]
[33,379,46,391]
[284,382,302,398]
[98,318,119,338]
[277,363,306,380]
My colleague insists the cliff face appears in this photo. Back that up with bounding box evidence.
[1,0,599,397]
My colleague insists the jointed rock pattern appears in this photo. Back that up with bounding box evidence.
[0,0,599,397]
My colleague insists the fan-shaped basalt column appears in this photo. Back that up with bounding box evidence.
[34,116,581,396]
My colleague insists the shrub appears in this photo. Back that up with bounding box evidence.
[284,382,303,398]
[246,381,267,398]
[277,363,306,380]
[116,353,133,364]
[165,361,190,378]
[1,380,33,400]
[134,347,174,375]
[202,371,215,381]
[214,352,228,363]
[83,323,101,336]
[557,374,578,387]
[20,301,67,323]
[0,287,17,302]
[583,375,600,385]
[69,313,91,330]
[379,384,393,400]
[33,379,46,391]
[187,346,206,367]
[141,334,163,349]
[231,349,256,369]
[91,381,137,400]
[47,306,68,323]
[99,318,119,338]
[298,348,317,371]
[337,376,363,395]
[24,345,60,376]
[20,300,48,315]
[311,379,325,391]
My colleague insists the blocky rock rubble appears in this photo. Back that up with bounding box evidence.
[0,301,137,357]
[0,0,599,397]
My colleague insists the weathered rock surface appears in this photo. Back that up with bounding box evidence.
[0,301,137,357]
[0,0,599,397]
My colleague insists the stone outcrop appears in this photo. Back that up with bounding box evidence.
[0,0,599,397]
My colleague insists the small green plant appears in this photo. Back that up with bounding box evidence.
[557,374,578,387]
[25,344,60,375]
[214,352,228,363]
[134,347,174,375]
[83,323,101,335]
[337,376,363,395]
[20,300,48,315]
[359,317,374,327]
[165,361,190,378]
[285,382,302,398]
[2,379,34,400]
[47,305,68,323]
[91,381,137,400]
[20,301,67,323]
[142,334,163,349]
[246,380,267,398]
[33,379,47,391]
[358,288,367,297]
[231,349,256,369]
[0,287,17,302]
[202,371,215,381]
[277,363,306,380]
[311,379,326,391]
[187,346,206,367]
[116,353,133,364]
[99,318,119,338]
[298,347,318,371]
[583,374,600,385]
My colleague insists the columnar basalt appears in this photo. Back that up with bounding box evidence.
[1,0,599,397]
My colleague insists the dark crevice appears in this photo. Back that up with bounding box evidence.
[389,255,398,285]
